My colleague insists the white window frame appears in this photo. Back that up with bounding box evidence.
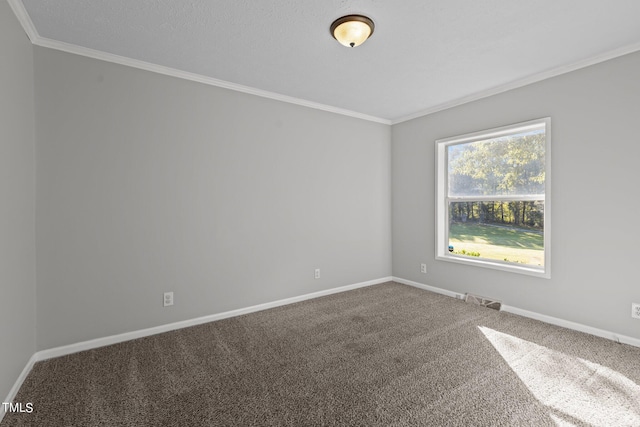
[435,118,551,278]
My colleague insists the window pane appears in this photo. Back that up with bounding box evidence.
[448,201,544,267]
[448,128,545,197]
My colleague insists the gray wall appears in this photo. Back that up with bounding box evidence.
[7,4,639,369]
[392,50,640,340]
[0,2,36,400]
[34,47,391,350]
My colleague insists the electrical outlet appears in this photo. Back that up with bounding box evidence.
[163,292,174,307]
[632,303,640,319]
[420,263,427,274]
[314,268,320,279]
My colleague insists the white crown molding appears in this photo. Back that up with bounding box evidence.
[390,40,640,125]
[7,0,38,42]
[9,0,640,128]
[6,0,390,126]
[35,37,392,125]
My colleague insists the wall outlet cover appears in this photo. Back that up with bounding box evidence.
[163,292,174,307]
[632,303,640,319]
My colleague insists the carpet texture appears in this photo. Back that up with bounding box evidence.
[3,282,640,426]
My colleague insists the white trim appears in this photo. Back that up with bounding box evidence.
[390,41,640,125]
[6,0,389,126]
[35,37,391,125]
[438,120,546,146]
[1,276,390,420]
[3,275,639,421]
[6,0,38,42]
[11,1,640,127]
[435,117,551,279]
[501,305,640,349]
[393,276,640,349]
[0,353,37,422]
[391,276,465,300]
[434,255,547,278]
[447,195,544,203]
[35,277,392,362]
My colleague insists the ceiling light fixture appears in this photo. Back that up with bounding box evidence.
[330,15,375,48]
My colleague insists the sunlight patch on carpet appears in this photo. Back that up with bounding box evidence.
[479,326,640,427]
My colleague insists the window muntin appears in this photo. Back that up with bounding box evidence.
[436,118,550,278]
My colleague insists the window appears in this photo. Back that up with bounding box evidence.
[436,118,551,278]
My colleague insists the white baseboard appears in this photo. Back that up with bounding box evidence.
[1,353,37,423]
[392,276,465,300]
[1,276,391,419]
[501,305,640,348]
[5,274,638,422]
[36,276,392,362]
[392,276,640,349]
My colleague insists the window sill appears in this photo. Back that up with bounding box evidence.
[436,254,550,279]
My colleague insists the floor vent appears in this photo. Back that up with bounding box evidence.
[464,293,502,311]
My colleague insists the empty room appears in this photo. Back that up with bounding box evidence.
[2,0,640,425]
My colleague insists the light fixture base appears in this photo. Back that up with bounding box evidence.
[330,15,375,48]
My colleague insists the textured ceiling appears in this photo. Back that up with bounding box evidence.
[15,0,640,122]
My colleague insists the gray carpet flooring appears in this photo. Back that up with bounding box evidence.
[3,282,640,426]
